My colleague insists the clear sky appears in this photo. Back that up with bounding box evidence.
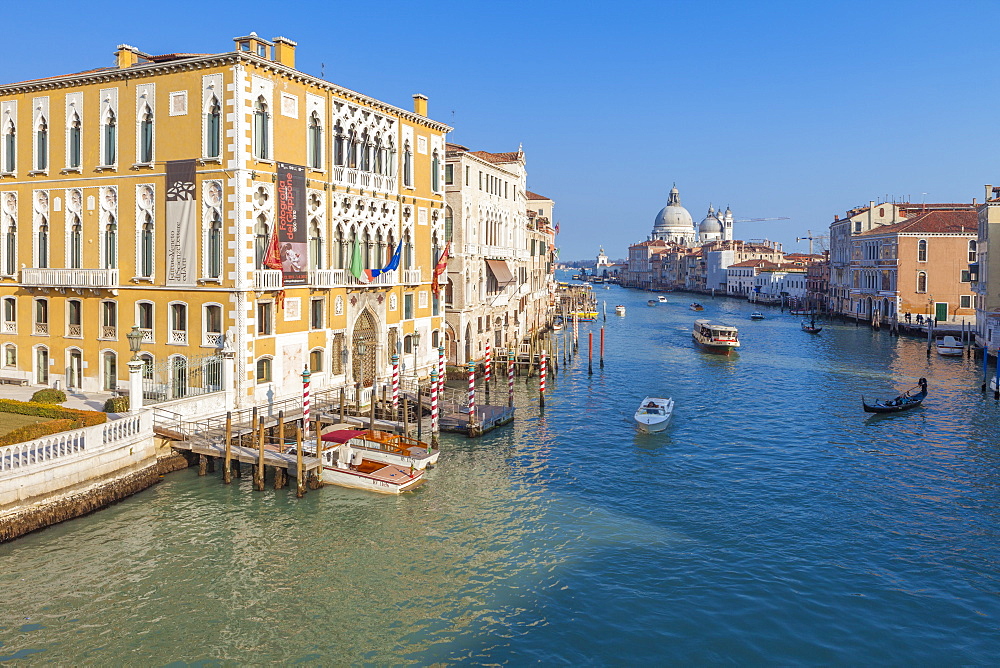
[3,0,996,261]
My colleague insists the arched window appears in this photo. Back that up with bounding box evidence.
[333,123,345,166]
[373,135,383,175]
[204,304,222,345]
[360,131,370,172]
[404,230,413,270]
[917,239,927,262]
[308,219,323,271]
[362,229,371,269]
[334,226,345,269]
[206,97,221,159]
[256,357,272,382]
[403,141,413,188]
[208,213,222,278]
[2,120,14,172]
[37,218,49,268]
[68,113,81,169]
[35,117,48,171]
[102,350,117,391]
[310,348,324,373]
[69,216,82,268]
[140,215,154,277]
[67,299,82,337]
[254,216,269,268]
[308,112,323,169]
[347,127,358,168]
[253,97,268,160]
[917,271,927,293]
[139,106,153,163]
[431,149,440,192]
[104,216,117,269]
[103,109,116,166]
[4,222,15,275]
[969,239,978,263]
[4,344,16,368]
[387,137,396,178]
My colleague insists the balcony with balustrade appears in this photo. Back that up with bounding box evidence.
[402,268,422,285]
[253,270,283,291]
[21,268,119,289]
[2,320,15,335]
[170,330,188,345]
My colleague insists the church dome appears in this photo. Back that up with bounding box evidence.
[652,185,694,235]
[699,210,723,235]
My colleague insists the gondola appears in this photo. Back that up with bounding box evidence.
[862,378,927,413]
[801,315,822,334]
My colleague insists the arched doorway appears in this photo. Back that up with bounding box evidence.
[351,309,378,387]
[464,323,472,364]
[68,349,82,389]
[102,351,117,391]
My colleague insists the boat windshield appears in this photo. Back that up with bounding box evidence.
[640,408,663,415]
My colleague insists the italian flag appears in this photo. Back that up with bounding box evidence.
[349,235,372,284]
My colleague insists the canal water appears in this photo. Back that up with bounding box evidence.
[4,279,1000,664]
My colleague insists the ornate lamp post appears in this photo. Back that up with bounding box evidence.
[126,325,144,413]
[411,331,421,382]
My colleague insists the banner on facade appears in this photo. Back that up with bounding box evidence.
[276,162,307,285]
[165,159,198,286]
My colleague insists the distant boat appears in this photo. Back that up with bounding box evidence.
[750,312,765,320]
[692,319,740,355]
[572,311,598,321]
[615,305,626,316]
[789,308,811,316]
[863,378,928,413]
[801,315,823,334]
[634,396,674,432]
[690,303,704,311]
[647,299,658,307]
[657,295,668,303]
[935,335,964,356]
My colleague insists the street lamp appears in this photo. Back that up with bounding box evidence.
[126,325,144,361]
[411,331,421,381]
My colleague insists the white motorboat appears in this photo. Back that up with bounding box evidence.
[615,305,626,316]
[321,426,439,469]
[692,319,740,355]
[750,312,765,320]
[935,335,964,356]
[634,397,674,432]
[657,295,668,303]
[298,438,426,494]
[647,299,658,307]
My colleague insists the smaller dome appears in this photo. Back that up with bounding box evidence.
[699,214,723,235]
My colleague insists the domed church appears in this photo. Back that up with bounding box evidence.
[650,185,733,245]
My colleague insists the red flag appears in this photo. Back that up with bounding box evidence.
[431,242,451,296]
[262,229,282,271]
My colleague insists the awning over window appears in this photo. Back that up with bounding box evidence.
[485,259,515,285]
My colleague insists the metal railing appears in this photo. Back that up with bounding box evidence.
[142,354,224,405]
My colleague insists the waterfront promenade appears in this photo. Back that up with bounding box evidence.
[2,280,1000,663]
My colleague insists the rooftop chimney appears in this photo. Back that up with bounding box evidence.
[273,36,296,68]
[413,94,428,117]
[986,185,993,203]
[115,44,140,69]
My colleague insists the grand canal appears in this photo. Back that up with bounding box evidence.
[4,279,1000,664]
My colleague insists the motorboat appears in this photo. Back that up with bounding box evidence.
[692,319,740,355]
[935,335,964,356]
[303,438,426,493]
[750,312,765,320]
[657,295,668,303]
[553,315,564,331]
[863,378,928,413]
[647,299,658,307]
[572,311,598,321]
[615,305,626,316]
[321,426,438,469]
[690,303,705,311]
[789,307,811,316]
[634,397,674,432]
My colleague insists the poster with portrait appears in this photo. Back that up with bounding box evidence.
[276,162,307,285]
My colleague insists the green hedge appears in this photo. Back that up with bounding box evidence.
[30,388,67,404]
[0,399,107,447]
[103,396,129,413]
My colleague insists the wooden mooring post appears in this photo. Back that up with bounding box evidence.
[223,411,233,484]
[274,411,286,489]
[296,423,306,498]
[255,416,265,491]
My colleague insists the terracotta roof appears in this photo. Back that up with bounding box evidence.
[146,53,208,62]
[468,150,522,164]
[526,190,552,201]
[729,259,770,268]
[630,240,668,248]
[445,142,469,152]
[858,209,978,236]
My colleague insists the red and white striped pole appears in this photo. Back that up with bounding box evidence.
[391,353,400,417]
[485,342,492,385]
[437,345,446,398]
[539,349,547,408]
[301,366,311,439]
[430,368,439,448]
[508,348,515,407]
[467,361,476,433]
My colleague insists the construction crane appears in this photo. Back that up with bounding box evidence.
[795,229,829,254]
[733,217,791,223]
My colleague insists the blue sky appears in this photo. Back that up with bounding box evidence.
[3,0,997,260]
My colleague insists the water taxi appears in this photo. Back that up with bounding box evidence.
[647,299,658,307]
[572,311,598,321]
[321,426,439,469]
[615,305,626,316]
[750,312,765,320]
[692,319,740,355]
[690,303,705,311]
[657,295,668,303]
[634,397,674,432]
[935,335,964,356]
[308,437,426,494]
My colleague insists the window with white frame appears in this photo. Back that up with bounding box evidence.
[138,105,154,164]
[208,211,222,278]
[308,111,323,170]
[204,304,223,346]
[310,297,324,329]
[169,302,187,344]
[257,300,273,335]
[3,343,15,367]
[253,96,269,160]
[918,239,927,262]
[34,298,48,335]
[309,348,324,373]
[102,108,117,166]
[205,96,221,159]
[2,296,15,333]
[917,271,927,293]
[67,111,81,169]
[36,216,49,268]
[961,295,972,309]
[403,140,413,188]
[35,115,48,171]
[101,301,117,339]
[1,117,14,173]
[137,301,154,340]
[969,240,978,263]
[256,357,272,382]
[140,213,154,277]
[69,215,82,268]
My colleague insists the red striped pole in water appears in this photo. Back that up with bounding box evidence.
[600,326,605,369]
[467,362,476,432]
[539,349,547,408]
[588,331,593,375]
[430,367,439,447]
[508,348,515,407]
[391,354,400,415]
[485,342,492,384]
[301,366,311,438]
[437,345,446,398]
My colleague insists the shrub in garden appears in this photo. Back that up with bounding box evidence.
[103,396,130,413]
[30,388,67,404]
